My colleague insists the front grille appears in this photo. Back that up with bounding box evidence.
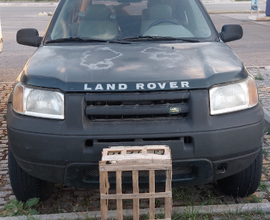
[85,91,189,121]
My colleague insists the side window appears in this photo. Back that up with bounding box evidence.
[51,0,83,39]
[172,0,211,38]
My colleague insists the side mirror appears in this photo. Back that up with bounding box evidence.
[219,24,243,43]
[17,28,42,47]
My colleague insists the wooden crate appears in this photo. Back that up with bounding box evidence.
[99,145,172,220]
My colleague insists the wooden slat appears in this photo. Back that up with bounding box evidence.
[116,171,123,220]
[102,154,170,161]
[133,170,139,220]
[165,170,172,219]
[100,164,172,172]
[100,192,172,200]
[102,145,170,157]
[104,159,171,165]
[100,171,108,220]
[149,170,155,220]
[106,145,169,151]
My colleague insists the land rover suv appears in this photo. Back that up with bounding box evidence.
[7,0,264,202]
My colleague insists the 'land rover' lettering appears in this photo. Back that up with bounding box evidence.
[119,84,127,90]
[95,84,103,90]
[170,82,178,89]
[84,81,190,91]
[107,84,115,90]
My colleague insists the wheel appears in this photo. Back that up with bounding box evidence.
[8,149,54,202]
[217,148,262,197]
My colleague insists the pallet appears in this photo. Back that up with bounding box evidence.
[99,145,172,220]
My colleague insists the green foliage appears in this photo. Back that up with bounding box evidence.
[172,186,195,205]
[0,198,39,217]
[264,127,270,134]
[259,182,268,191]
[262,149,268,157]
[247,195,262,203]
[254,74,264,80]
[262,166,267,174]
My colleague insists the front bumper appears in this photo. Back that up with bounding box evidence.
[7,90,264,188]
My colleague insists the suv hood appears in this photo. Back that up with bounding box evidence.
[20,42,248,92]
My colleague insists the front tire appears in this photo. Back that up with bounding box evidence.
[217,148,262,197]
[8,149,54,202]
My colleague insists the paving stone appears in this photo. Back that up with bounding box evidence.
[0,191,11,197]
[264,181,270,186]
[0,185,12,190]
[0,198,7,205]
[9,195,15,200]
[262,199,269,203]
[261,174,267,181]
[263,159,270,164]
[257,191,267,198]
[0,164,8,168]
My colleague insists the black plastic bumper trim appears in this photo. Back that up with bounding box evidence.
[64,159,213,188]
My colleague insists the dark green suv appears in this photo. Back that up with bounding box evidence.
[7,0,264,202]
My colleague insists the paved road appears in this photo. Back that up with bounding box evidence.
[212,13,270,67]
[0,3,270,82]
[204,1,267,11]
[0,3,54,82]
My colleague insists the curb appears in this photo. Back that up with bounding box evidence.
[1,203,270,219]
[208,10,266,14]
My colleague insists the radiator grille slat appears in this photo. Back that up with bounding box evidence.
[85,91,190,121]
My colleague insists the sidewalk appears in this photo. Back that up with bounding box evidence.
[1,67,270,219]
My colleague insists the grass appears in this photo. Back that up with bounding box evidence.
[255,74,264,80]
[265,127,270,134]
[263,148,269,157]
[259,182,268,192]
[247,194,262,203]
[126,210,269,220]
[0,198,39,217]
[254,68,264,80]
[262,166,268,175]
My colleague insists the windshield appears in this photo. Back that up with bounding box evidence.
[47,0,216,42]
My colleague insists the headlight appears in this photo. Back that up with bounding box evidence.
[209,76,258,115]
[13,83,64,119]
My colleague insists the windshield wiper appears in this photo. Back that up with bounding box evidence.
[46,37,107,44]
[121,36,200,42]
[46,37,131,44]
